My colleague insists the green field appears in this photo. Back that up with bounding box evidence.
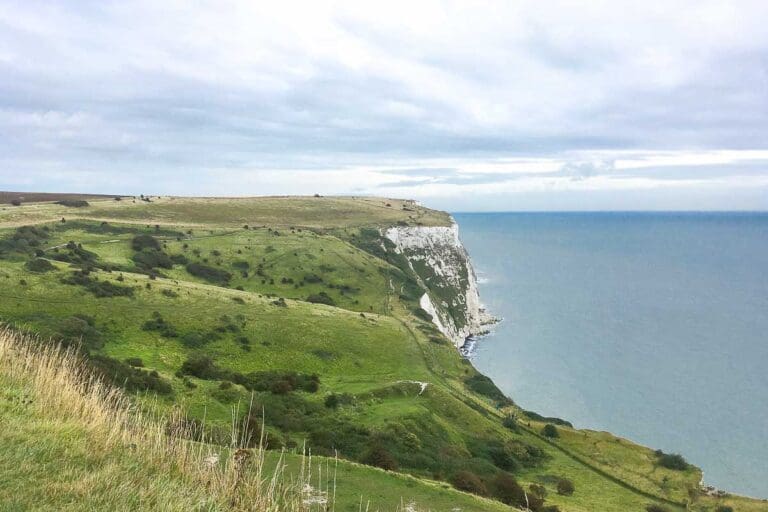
[1,196,763,511]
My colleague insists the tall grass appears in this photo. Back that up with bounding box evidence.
[0,326,329,511]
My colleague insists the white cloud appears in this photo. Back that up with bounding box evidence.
[0,1,767,209]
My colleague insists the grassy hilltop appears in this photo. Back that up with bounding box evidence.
[0,194,763,511]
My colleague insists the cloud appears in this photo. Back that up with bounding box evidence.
[0,1,767,210]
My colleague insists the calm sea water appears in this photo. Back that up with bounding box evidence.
[454,212,768,498]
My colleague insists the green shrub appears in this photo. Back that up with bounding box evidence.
[55,199,89,207]
[61,271,134,298]
[161,288,179,298]
[90,355,172,395]
[502,414,519,432]
[523,410,573,428]
[306,292,335,306]
[25,258,55,273]
[450,470,487,496]
[132,249,173,270]
[141,312,178,337]
[125,357,144,367]
[557,478,574,496]
[492,473,537,508]
[715,506,734,512]
[529,483,547,499]
[645,506,671,512]
[464,373,513,405]
[186,262,232,285]
[131,234,160,252]
[54,315,104,351]
[656,451,689,470]
[542,424,559,438]
[361,445,398,471]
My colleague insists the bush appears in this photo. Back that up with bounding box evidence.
[90,355,172,395]
[125,357,144,367]
[132,249,173,270]
[25,258,55,273]
[186,262,232,285]
[131,234,160,252]
[529,483,547,499]
[491,473,530,506]
[656,451,689,470]
[61,271,134,298]
[715,506,734,512]
[55,315,104,351]
[523,410,573,427]
[55,199,89,207]
[180,355,221,380]
[180,331,209,348]
[361,445,398,471]
[10,199,21,206]
[502,414,519,432]
[141,312,178,337]
[557,478,575,496]
[542,424,559,438]
[306,292,335,306]
[451,470,487,496]
[645,506,671,512]
[465,373,513,405]
[161,288,179,298]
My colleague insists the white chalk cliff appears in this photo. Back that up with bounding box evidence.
[384,221,492,348]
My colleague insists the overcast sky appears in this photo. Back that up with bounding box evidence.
[1,1,767,211]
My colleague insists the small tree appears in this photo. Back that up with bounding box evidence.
[542,423,559,438]
[451,470,487,496]
[557,478,575,496]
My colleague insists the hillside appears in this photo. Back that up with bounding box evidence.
[0,195,764,511]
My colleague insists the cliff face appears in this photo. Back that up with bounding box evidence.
[384,221,491,348]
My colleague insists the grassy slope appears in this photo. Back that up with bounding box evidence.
[0,196,763,512]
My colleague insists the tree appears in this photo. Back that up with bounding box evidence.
[557,478,575,496]
[451,470,487,496]
[542,423,559,438]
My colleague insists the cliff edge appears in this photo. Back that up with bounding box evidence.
[384,220,493,348]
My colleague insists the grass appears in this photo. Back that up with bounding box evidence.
[0,196,764,511]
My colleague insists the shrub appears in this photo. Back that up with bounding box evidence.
[523,410,573,428]
[179,355,221,380]
[646,506,671,512]
[55,199,89,207]
[24,258,55,273]
[125,357,144,367]
[141,312,178,337]
[161,288,179,298]
[180,331,210,348]
[542,424,559,438]
[186,262,232,285]
[132,249,173,270]
[131,234,160,252]
[493,473,541,510]
[451,470,487,496]
[90,355,172,395]
[306,292,335,306]
[465,373,513,405]
[529,483,547,499]
[55,315,104,351]
[361,445,398,471]
[715,507,734,512]
[557,478,575,496]
[10,199,21,206]
[61,271,134,298]
[656,451,689,470]
[502,414,519,432]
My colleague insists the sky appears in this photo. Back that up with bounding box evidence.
[1,0,767,211]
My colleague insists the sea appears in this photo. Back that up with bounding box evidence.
[454,212,768,498]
